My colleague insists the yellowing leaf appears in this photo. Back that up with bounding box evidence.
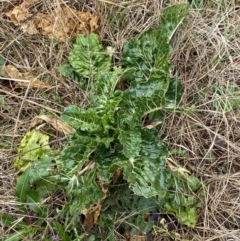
[13,130,57,172]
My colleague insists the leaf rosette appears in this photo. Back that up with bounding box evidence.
[15,3,203,235]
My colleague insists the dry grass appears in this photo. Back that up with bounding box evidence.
[1,0,240,240]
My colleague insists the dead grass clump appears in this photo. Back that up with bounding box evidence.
[96,0,163,57]
[161,1,240,240]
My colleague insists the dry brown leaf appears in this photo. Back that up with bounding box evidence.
[166,158,191,175]
[3,65,23,79]
[143,121,162,130]
[5,4,99,41]
[30,115,75,135]
[20,0,34,9]
[81,181,108,230]
[112,168,122,183]
[16,79,51,89]
[130,235,146,241]
[124,229,146,241]
[82,204,102,231]
[5,0,34,24]
[5,7,28,24]
[2,65,52,89]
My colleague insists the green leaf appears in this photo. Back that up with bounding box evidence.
[0,95,10,111]
[165,78,184,105]
[58,62,84,87]
[52,220,71,241]
[121,28,170,115]
[121,3,189,116]
[58,132,100,174]
[15,157,61,216]
[87,235,96,241]
[0,55,5,76]
[59,169,106,229]
[212,84,240,113]
[2,226,46,241]
[156,169,203,227]
[119,128,202,227]
[90,66,123,110]
[61,105,102,132]
[141,221,154,234]
[68,33,111,81]
[95,145,125,182]
[1,218,44,241]
[15,167,32,203]
[101,92,122,131]
[122,129,169,198]
[22,3,201,233]
[67,34,121,110]
[118,129,142,158]
[159,3,190,41]
[68,169,105,209]
[1,215,28,230]
[2,229,38,241]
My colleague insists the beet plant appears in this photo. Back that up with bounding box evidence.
[10,3,203,240]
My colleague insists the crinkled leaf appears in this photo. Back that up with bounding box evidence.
[68,34,121,109]
[121,29,170,116]
[30,3,200,231]
[67,170,105,210]
[58,62,85,88]
[68,33,111,81]
[159,170,202,227]
[122,28,170,80]
[101,92,122,131]
[61,105,102,132]
[90,66,123,110]
[13,130,58,171]
[98,184,156,240]
[59,169,105,229]
[58,3,198,229]
[58,133,100,174]
[59,130,114,176]
[179,208,198,228]
[121,3,189,116]
[122,129,168,197]
[120,129,201,227]
[159,3,190,41]
[94,145,125,183]
[118,129,142,158]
